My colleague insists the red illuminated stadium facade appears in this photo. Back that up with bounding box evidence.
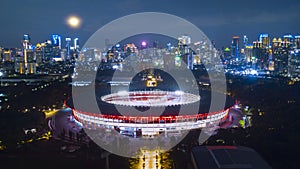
[71,90,231,137]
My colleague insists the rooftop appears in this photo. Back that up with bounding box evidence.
[191,146,273,169]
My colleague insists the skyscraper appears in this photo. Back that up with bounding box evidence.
[22,34,30,74]
[42,40,52,63]
[273,37,289,76]
[245,45,254,65]
[282,34,293,48]
[231,36,239,60]
[251,34,271,70]
[65,38,71,61]
[74,38,79,50]
[288,49,300,78]
[243,35,248,48]
[178,35,193,69]
[294,35,300,49]
[14,54,25,74]
[51,34,62,49]
[26,49,36,74]
[35,43,43,66]
[0,47,2,62]
[3,49,12,62]
[178,35,191,46]
[259,34,270,48]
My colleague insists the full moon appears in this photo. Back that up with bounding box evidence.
[66,15,81,28]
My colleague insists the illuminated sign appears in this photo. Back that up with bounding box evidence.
[51,34,61,46]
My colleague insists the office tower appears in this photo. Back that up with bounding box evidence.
[43,40,52,63]
[288,49,300,78]
[163,50,176,71]
[178,35,191,46]
[282,34,293,48]
[294,35,300,49]
[0,47,2,62]
[22,34,31,74]
[231,36,239,60]
[26,49,36,74]
[222,47,231,63]
[74,38,79,50]
[106,50,114,62]
[51,34,62,49]
[245,45,254,65]
[10,48,17,62]
[273,37,288,76]
[178,35,193,69]
[253,40,262,69]
[178,35,191,56]
[35,43,43,66]
[258,34,271,71]
[3,49,12,62]
[259,34,270,48]
[65,38,71,61]
[252,34,271,70]
[14,54,25,74]
[243,35,248,48]
[124,43,138,57]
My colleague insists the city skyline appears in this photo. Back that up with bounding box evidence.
[0,1,300,169]
[1,32,299,80]
[1,0,300,48]
[0,32,299,49]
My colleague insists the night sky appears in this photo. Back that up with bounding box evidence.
[0,0,299,48]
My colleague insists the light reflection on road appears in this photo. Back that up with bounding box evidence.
[129,149,172,169]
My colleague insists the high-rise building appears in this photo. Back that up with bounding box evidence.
[3,49,12,62]
[14,54,25,74]
[74,38,79,50]
[22,34,31,74]
[178,35,191,46]
[231,36,239,60]
[0,47,3,62]
[251,34,271,70]
[178,35,193,69]
[65,38,71,61]
[245,45,254,65]
[259,34,270,48]
[26,49,36,74]
[43,40,53,63]
[243,35,248,48]
[35,43,43,66]
[288,49,300,78]
[272,37,289,76]
[51,34,62,49]
[282,34,293,48]
[222,47,231,63]
[294,35,300,49]
[10,48,17,62]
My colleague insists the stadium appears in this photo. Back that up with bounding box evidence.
[69,70,234,138]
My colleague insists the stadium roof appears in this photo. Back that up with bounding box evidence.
[191,146,272,169]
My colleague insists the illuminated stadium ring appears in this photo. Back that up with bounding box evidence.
[72,109,229,137]
[68,91,232,137]
[101,90,200,107]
